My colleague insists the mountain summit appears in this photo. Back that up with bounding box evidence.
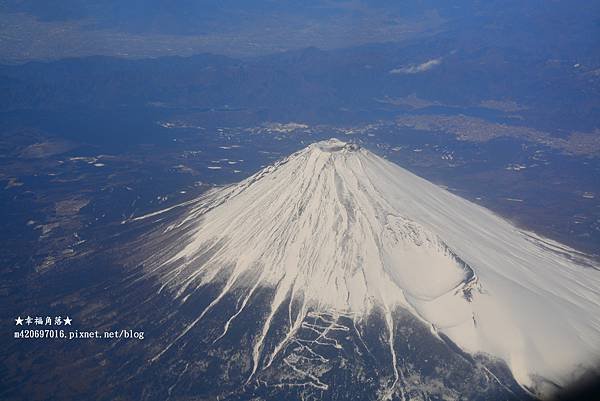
[135,139,600,399]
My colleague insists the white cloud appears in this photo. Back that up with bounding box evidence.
[389,58,442,74]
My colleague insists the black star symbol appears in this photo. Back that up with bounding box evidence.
[15,316,23,325]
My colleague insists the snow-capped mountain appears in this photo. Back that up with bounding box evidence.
[132,139,600,399]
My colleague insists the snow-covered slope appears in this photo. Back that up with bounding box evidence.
[135,139,600,397]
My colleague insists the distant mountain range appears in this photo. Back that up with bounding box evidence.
[1,38,599,133]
